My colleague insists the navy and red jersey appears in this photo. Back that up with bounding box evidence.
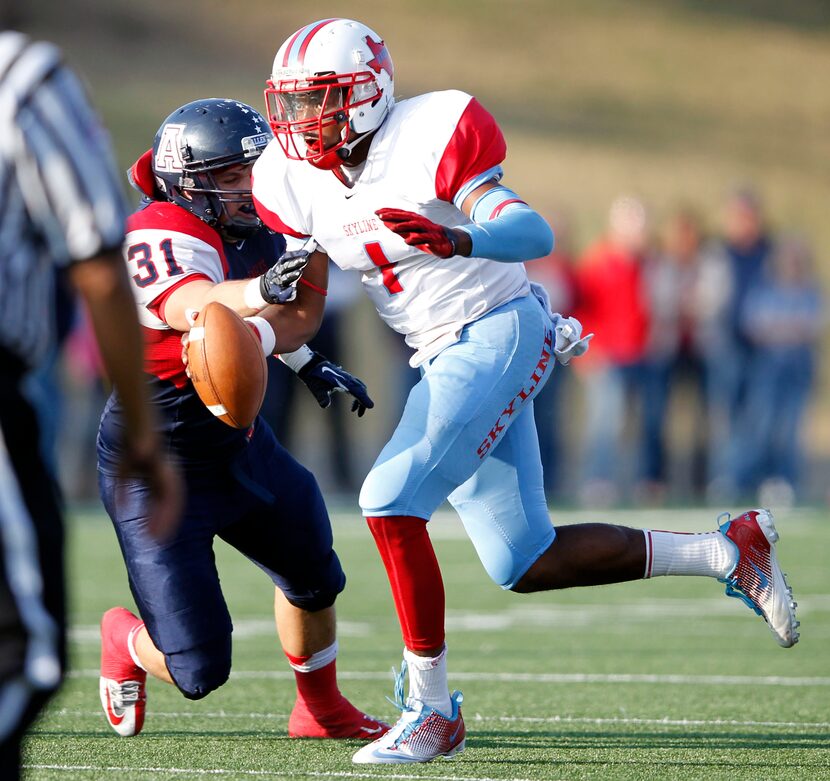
[97,200,286,472]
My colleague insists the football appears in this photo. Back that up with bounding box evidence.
[186,302,267,428]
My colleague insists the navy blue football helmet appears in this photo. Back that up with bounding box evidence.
[151,98,272,239]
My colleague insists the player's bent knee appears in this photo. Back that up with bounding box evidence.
[166,635,232,701]
[509,545,563,593]
[281,550,346,612]
[481,559,523,591]
[359,429,426,515]
[284,587,339,612]
[359,468,397,516]
[510,575,542,594]
[474,543,544,592]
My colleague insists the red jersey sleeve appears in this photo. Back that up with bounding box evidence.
[434,97,507,203]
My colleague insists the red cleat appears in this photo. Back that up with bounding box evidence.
[289,694,390,740]
[99,607,147,736]
[718,509,800,648]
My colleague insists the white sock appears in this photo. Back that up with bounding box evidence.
[285,640,338,672]
[644,530,737,579]
[127,623,147,672]
[403,645,451,714]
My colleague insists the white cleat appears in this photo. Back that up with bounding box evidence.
[718,508,800,648]
[352,679,465,764]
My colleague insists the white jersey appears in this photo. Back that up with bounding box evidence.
[252,90,530,366]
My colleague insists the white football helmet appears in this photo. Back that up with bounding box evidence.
[264,18,395,169]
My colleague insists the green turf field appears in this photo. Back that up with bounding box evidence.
[23,506,830,780]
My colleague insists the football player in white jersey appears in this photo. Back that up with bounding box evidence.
[252,18,800,765]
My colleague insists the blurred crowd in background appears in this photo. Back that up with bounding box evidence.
[530,185,824,509]
[40,184,825,510]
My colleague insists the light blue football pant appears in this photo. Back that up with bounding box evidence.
[359,293,557,589]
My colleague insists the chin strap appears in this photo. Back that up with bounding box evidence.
[337,109,391,161]
[336,129,372,160]
[310,114,385,169]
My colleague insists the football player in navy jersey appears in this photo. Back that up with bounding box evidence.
[96,98,386,741]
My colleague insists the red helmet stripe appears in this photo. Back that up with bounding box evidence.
[281,26,308,68]
[296,18,339,65]
[282,18,339,68]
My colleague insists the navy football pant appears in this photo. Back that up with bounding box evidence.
[98,420,345,700]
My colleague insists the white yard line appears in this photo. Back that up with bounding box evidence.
[474,714,830,729]
[23,765,541,781]
[68,595,830,643]
[68,619,371,643]
[45,708,830,730]
[65,668,830,686]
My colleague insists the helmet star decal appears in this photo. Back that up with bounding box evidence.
[365,36,393,80]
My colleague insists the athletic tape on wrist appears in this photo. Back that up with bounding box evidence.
[243,316,276,356]
[278,344,314,373]
[244,276,269,311]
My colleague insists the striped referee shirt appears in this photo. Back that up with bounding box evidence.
[0,31,129,370]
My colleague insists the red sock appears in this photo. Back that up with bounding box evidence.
[366,515,445,651]
[285,652,344,712]
[285,650,385,738]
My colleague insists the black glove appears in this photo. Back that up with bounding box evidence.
[259,249,310,304]
[297,352,374,416]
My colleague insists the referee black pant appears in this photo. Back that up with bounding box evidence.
[0,355,66,781]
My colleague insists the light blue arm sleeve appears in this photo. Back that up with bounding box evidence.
[455,185,554,262]
[452,165,503,209]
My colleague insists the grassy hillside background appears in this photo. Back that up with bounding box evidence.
[9,0,830,495]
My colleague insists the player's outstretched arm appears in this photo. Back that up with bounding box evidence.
[179,250,328,373]
[375,180,553,263]
[258,249,329,353]
[160,246,313,333]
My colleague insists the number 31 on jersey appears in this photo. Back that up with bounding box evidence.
[128,238,185,288]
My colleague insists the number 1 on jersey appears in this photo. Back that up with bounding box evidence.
[364,241,403,294]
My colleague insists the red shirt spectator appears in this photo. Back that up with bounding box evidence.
[575,238,650,366]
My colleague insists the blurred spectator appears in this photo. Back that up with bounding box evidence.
[21,267,76,478]
[524,209,579,501]
[695,186,774,502]
[56,307,108,502]
[732,235,824,505]
[261,261,363,493]
[641,207,708,503]
[573,196,651,505]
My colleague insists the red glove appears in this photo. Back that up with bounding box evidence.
[375,208,458,258]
